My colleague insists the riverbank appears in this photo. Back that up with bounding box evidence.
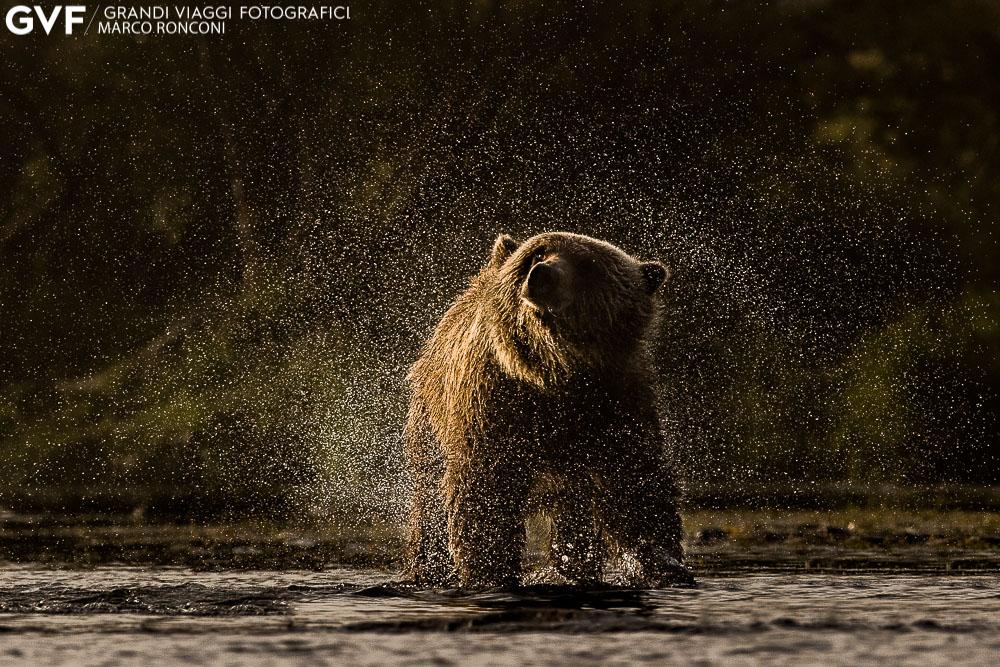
[1,507,997,572]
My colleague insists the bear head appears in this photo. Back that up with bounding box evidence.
[483,232,669,387]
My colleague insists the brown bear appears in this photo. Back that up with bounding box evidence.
[405,232,689,588]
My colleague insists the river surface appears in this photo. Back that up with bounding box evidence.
[0,566,997,665]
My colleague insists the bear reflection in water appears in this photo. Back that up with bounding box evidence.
[406,232,691,589]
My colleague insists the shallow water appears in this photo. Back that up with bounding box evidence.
[0,566,998,665]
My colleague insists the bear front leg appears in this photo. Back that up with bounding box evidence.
[406,470,454,586]
[597,452,691,587]
[549,484,605,585]
[445,462,529,588]
[405,404,455,586]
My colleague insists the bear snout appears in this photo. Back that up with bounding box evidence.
[527,260,558,290]
[522,260,569,314]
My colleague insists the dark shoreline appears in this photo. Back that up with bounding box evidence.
[4,483,999,520]
[1,507,997,573]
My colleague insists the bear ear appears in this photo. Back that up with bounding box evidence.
[641,261,670,294]
[490,234,520,266]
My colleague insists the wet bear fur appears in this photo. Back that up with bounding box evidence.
[405,231,688,588]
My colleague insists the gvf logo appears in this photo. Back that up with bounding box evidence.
[6,6,86,35]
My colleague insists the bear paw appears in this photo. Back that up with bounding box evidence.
[648,554,695,588]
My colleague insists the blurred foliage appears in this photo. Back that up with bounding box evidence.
[0,0,997,518]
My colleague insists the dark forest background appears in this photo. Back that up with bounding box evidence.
[1,1,997,522]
